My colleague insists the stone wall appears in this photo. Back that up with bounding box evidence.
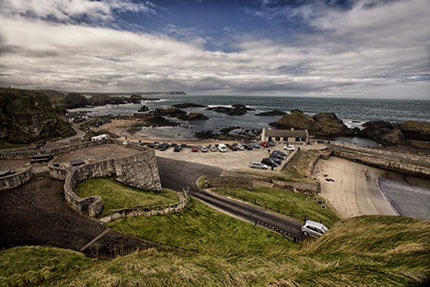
[330,143,430,177]
[0,140,109,160]
[99,189,189,223]
[59,142,161,217]
[272,179,319,194]
[0,167,33,191]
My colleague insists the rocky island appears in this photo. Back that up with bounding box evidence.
[206,104,255,116]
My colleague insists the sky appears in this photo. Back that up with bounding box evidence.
[0,0,429,99]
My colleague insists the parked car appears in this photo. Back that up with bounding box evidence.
[218,144,227,152]
[173,145,183,152]
[252,143,260,149]
[283,144,295,151]
[210,145,218,152]
[158,143,169,151]
[123,140,130,145]
[270,153,283,160]
[301,220,328,238]
[237,144,245,150]
[273,150,286,157]
[230,144,239,151]
[147,143,155,148]
[261,157,278,167]
[249,162,269,170]
[244,144,253,150]
[269,155,282,165]
[201,146,208,152]
[192,146,199,152]
[268,141,276,147]
[154,142,160,149]
[260,141,269,148]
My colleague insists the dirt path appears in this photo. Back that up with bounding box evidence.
[313,157,397,218]
[0,173,157,258]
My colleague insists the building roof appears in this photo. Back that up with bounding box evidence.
[264,128,308,138]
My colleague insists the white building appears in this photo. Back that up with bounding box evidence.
[261,128,309,143]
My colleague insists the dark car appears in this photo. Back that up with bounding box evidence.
[270,152,283,159]
[158,143,169,151]
[268,141,276,147]
[261,158,278,167]
[147,143,155,148]
[269,155,282,165]
[273,150,286,157]
[244,144,253,150]
[230,144,239,151]
[174,145,183,152]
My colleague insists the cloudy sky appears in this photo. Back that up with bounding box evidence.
[0,0,429,98]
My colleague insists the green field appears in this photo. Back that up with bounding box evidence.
[1,215,428,287]
[211,186,340,227]
[75,177,178,218]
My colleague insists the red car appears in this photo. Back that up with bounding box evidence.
[192,146,199,152]
[260,141,269,148]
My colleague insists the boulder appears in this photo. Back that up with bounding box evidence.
[269,110,315,130]
[137,105,149,112]
[206,104,255,116]
[255,110,286,116]
[400,121,430,141]
[381,128,405,145]
[362,121,399,142]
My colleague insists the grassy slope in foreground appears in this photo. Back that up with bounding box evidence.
[75,177,178,218]
[212,186,340,227]
[1,216,428,287]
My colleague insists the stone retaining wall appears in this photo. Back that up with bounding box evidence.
[58,143,161,217]
[99,189,190,223]
[0,140,108,160]
[330,143,430,177]
[272,179,319,193]
[0,167,33,191]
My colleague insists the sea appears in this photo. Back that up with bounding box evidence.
[70,95,430,143]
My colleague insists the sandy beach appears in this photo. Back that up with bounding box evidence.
[313,157,397,218]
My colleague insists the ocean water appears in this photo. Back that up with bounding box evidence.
[70,95,430,140]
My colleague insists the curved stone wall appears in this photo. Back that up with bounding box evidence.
[60,143,162,217]
[0,167,33,191]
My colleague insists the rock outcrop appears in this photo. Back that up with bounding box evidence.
[0,88,75,144]
[64,93,89,109]
[172,103,207,109]
[269,110,354,137]
[178,112,208,121]
[255,110,286,116]
[206,104,255,116]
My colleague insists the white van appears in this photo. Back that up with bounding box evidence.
[218,144,227,152]
[91,134,109,141]
[301,220,328,238]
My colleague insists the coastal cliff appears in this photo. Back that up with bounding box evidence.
[0,88,75,144]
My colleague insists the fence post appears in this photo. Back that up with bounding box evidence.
[277,204,280,212]
[265,202,267,209]
[290,211,293,217]
[304,215,307,223]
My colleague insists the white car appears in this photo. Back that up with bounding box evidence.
[283,144,295,151]
[123,140,130,145]
[249,162,269,170]
[201,146,208,152]
[237,144,245,151]
[301,220,328,238]
[218,144,227,152]
[209,145,217,152]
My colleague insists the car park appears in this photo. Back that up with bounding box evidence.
[261,157,278,167]
[218,144,227,152]
[283,144,295,151]
[173,145,183,152]
[301,220,328,238]
[201,146,208,152]
[192,146,199,152]
[249,162,269,170]
[158,143,169,151]
[260,141,269,148]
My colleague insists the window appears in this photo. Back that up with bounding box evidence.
[275,137,280,141]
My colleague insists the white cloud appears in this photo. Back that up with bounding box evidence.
[0,0,428,98]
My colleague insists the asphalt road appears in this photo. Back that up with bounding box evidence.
[157,157,305,241]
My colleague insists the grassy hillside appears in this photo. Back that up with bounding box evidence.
[1,216,428,287]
